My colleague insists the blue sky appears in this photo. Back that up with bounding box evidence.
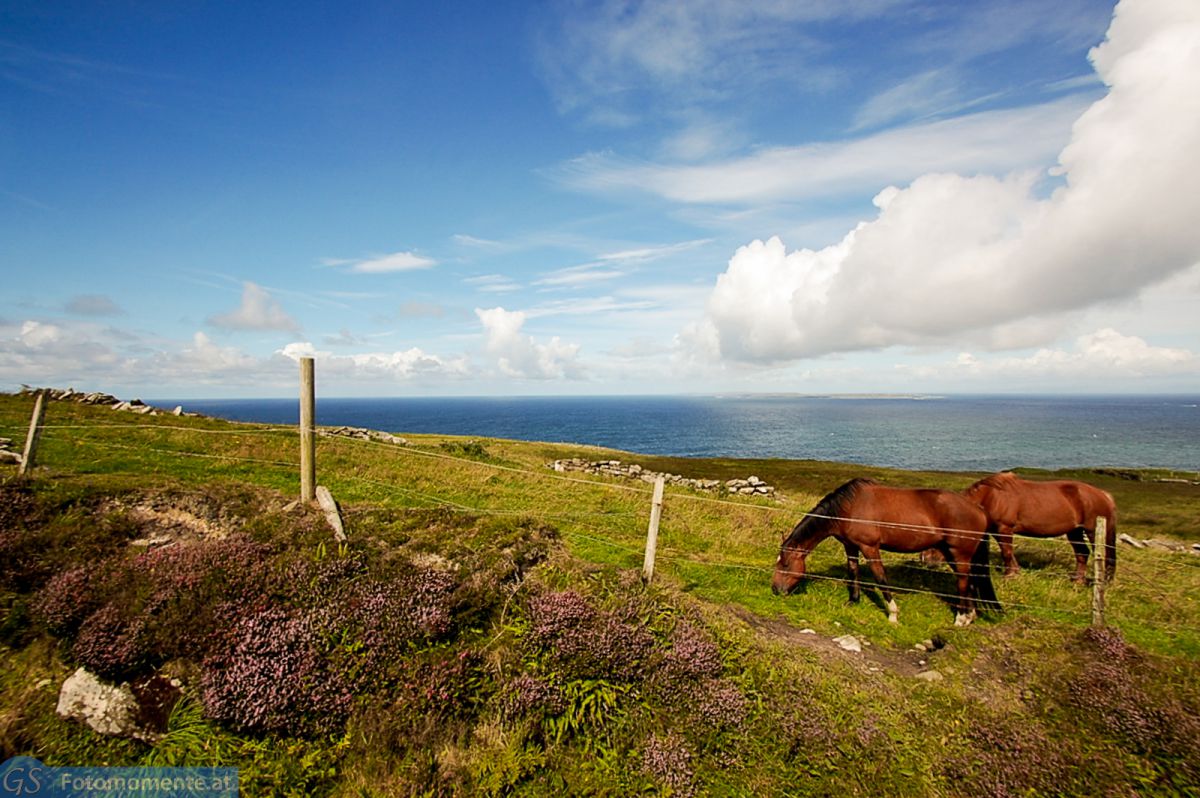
[2,0,1198,397]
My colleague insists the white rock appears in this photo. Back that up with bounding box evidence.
[915,670,944,682]
[833,634,862,653]
[56,668,157,742]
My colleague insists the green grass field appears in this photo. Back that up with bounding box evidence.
[2,392,1199,796]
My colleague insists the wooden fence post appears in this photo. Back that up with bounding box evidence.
[18,390,47,477]
[299,357,316,503]
[642,476,665,583]
[1092,517,1107,627]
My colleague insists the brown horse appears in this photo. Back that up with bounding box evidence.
[964,472,1117,583]
[772,478,998,626]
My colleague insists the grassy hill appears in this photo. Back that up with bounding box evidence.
[2,392,1199,796]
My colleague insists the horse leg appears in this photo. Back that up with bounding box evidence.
[1067,527,1089,584]
[995,524,1019,577]
[949,554,976,627]
[843,541,861,604]
[861,546,898,623]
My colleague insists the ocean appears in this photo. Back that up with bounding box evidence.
[152,394,1200,473]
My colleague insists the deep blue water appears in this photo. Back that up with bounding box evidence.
[151,395,1200,473]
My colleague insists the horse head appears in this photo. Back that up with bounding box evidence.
[771,523,813,595]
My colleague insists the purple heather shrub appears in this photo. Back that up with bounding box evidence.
[641,732,697,798]
[502,673,566,720]
[689,678,748,732]
[133,537,280,659]
[136,536,277,607]
[72,603,150,680]
[663,621,723,680]
[32,565,106,638]
[528,590,596,643]
[394,648,485,723]
[201,606,353,735]
[525,590,653,682]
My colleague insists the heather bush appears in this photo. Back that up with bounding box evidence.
[940,709,1079,798]
[32,565,107,638]
[688,678,748,733]
[1058,627,1200,784]
[641,732,697,798]
[393,648,487,723]
[73,603,151,680]
[662,620,723,680]
[136,536,280,659]
[501,674,566,721]
[525,590,654,682]
[201,606,353,735]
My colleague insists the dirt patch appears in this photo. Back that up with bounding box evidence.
[103,488,267,546]
[731,607,935,678]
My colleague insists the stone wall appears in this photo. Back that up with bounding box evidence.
[550,458,775,496]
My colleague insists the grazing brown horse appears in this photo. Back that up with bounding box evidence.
[964,472,1117,583]
[772,478,998,626]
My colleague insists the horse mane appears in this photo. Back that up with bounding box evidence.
[785,478,877,546]
[970,471,1018,491]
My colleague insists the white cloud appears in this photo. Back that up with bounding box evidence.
[557,97,1086,205]
[334,251,437,274]
[465,274,521,293]
[937,329,1197,381]
[475,307,583,380]
[685,0,1200,365]
[534,263,626,288]
[178,331,260,372]
[208,282,300,333]
[850,68,967,131]
[277,341,469,380]
[537,0,898,122]
[596,238,714,262]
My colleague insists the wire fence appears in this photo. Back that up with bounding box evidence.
[5,404,1200,641]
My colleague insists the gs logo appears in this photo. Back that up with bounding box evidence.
[1,757,46,796]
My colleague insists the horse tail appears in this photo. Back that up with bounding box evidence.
[970,534,1002,613]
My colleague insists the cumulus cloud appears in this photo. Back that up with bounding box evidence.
[938,329,1197,381]
[686,0,1200,364]
[208,282,300,333]
[277,341,469,381]
[475,307,582,380]
[0,320,119,382]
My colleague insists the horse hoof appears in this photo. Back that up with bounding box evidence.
[888,614,899,625]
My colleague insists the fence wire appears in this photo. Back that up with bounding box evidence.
[7,414,1200,639]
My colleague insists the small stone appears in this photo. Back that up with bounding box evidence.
[913,643,928,652]
[923,639,935,649]
[833,634,862,653]
[915,670,944,682]
[172,406,184,416]
[918,659,927,666]
[799,628,816,635]
[1119,533,1147,549]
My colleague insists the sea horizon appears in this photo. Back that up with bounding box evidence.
[147,393,1200,474]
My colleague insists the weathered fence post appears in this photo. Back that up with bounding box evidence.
[18,390,47,477]
[1092,516,1107,627]
[642,476,665,583]
[299,357,316,503]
